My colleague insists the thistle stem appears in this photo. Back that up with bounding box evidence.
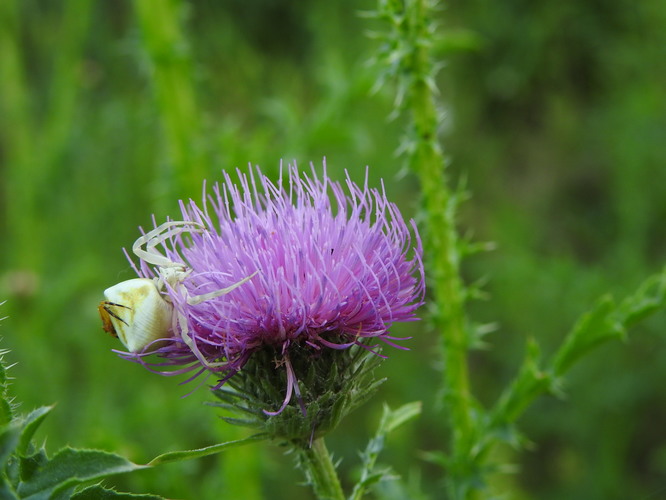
[400,0,475,496]
[299,438,345,500]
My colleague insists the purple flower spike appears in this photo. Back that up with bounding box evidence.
[123,161,425,414]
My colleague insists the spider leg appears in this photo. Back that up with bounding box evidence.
[133,220,205,268]
[187,271,258,306]
[173,271,258,369]
[176,307,228,368]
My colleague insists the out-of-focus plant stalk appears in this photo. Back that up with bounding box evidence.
[0,0,91,272]
[0,0,35,269]
[133,0,207,205]
[44,0,92,165]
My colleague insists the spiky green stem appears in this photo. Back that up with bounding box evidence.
[399,1,475,495]
[374,0,477,496]
[299,438,345,500]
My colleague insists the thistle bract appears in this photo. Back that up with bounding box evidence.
[122,162,424,427]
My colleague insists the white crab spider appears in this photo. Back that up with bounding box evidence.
[99,220,256,361]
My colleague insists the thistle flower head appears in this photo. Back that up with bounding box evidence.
[122,162,424,427]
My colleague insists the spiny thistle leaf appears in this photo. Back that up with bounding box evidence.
[0,347,162,498]
[16,448,146,499]
[17,406,52,458]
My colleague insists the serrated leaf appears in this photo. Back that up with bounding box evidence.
[147,433,267,466]
[17,407,53,457]
[48,485,77,500]
[17,448,146,498]
[71,484,164,499]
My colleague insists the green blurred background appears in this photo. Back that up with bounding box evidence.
[1,1,665,498]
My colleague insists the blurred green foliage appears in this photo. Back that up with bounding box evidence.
[0,0,665,499]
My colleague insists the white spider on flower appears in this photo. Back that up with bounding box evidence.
[98,220,256,364]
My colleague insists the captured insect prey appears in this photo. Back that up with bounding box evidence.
[98,300,128,337]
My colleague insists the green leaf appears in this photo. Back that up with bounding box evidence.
[17,407,53,457]
[17,448,146,499]
[350,402,422,500]
[615,271,666,328]
[551,270,666,377]
[19,449,48,483]
[0,422,21,468]
[147,433,267,466]
[0,475,19,500]
[71,484,164,499]
[490,338,554,427]
[382,401,422,434]
[487,269,666,452]
[551,295,625,376]
[353,469,392,491]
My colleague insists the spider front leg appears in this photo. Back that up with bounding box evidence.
[186,271,259,305]
[133,220,205,268]
[176,307,228,369]
[177,271,259,369]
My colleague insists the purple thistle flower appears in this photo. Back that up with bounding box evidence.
[122,162,425,415]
